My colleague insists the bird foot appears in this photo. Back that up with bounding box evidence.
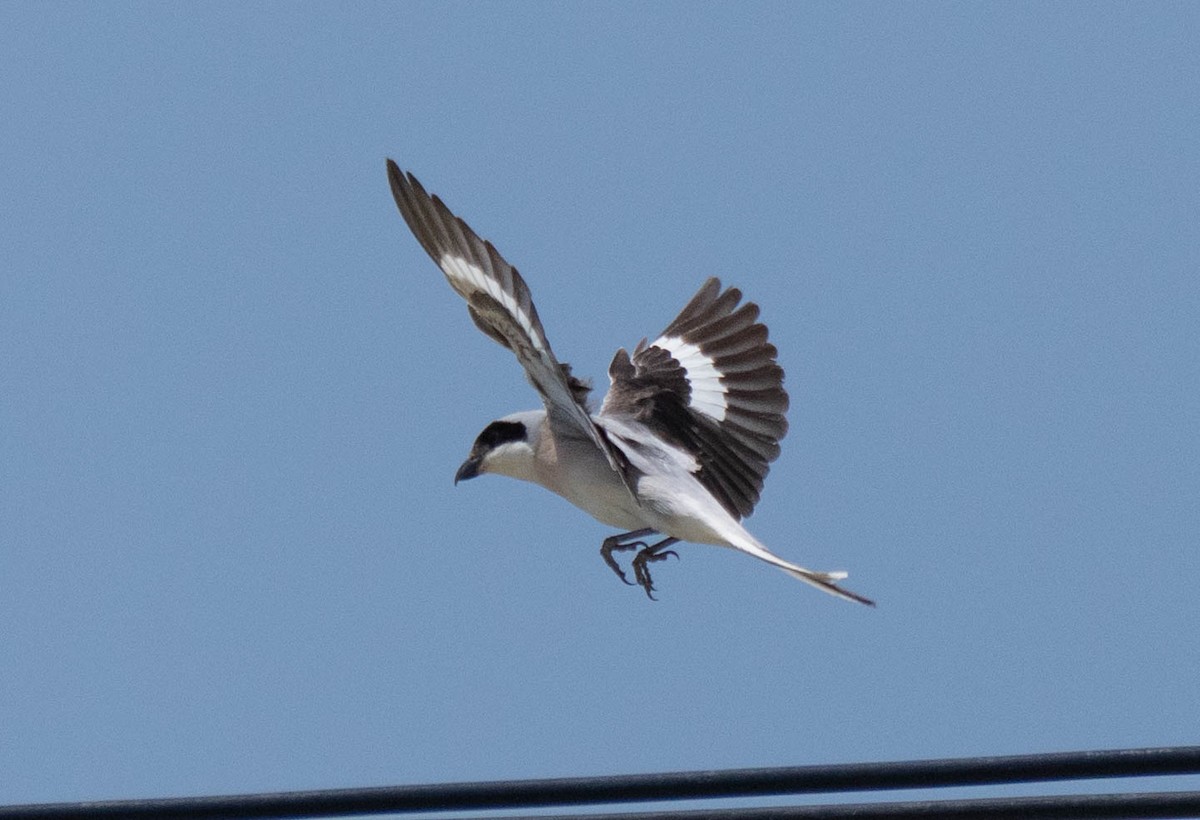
[600,531,681,599]
[631,545,679,600]
[599,530,652,586]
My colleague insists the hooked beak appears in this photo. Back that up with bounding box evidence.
[454,455,482,485]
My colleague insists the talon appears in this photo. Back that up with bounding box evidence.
[632,560,658,600]
[599,532,679,598]
[629,537,681,601]
[600,544,633,585]
[599,530,655,587]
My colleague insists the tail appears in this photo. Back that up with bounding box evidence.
[735,538,875,606]
[776,564,876,607]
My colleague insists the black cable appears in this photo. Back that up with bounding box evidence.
[3,746,1199,819]
[527,791,1200,820]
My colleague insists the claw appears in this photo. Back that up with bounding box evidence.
[599,530,653,586]
[599,531,680,597]
[607,553,638,585]
[630,540,680,601]
[600,541,633,585]
[632,557,657,600]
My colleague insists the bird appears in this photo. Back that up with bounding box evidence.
[386,161,873,606]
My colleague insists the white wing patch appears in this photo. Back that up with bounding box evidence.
[439,253,548,355]
[598,415,699,474]
[652,335,727,421]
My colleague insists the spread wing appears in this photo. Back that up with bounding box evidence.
[386,161,628,480]
[600,277,788,519]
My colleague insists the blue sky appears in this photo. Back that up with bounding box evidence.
[2,2,1198,809]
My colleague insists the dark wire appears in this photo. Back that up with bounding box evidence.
[3,746,1200,819]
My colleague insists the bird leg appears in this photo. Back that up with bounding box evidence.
[599,528,655,586]
[631,537,680,600]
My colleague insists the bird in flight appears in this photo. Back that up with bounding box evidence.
[386,161,873,605]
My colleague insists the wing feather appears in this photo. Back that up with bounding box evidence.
[600,277,788,519]
[386,161,630,485]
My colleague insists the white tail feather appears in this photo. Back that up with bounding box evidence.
[733,539,875,606]
[777,564,876,607]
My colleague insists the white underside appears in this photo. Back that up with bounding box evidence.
[481,410,865,604]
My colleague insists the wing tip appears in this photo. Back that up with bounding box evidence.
[385,158,414,197]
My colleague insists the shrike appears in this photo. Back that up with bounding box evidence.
[386,161,873,605]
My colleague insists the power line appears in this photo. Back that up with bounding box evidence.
[3,746,1199,819]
